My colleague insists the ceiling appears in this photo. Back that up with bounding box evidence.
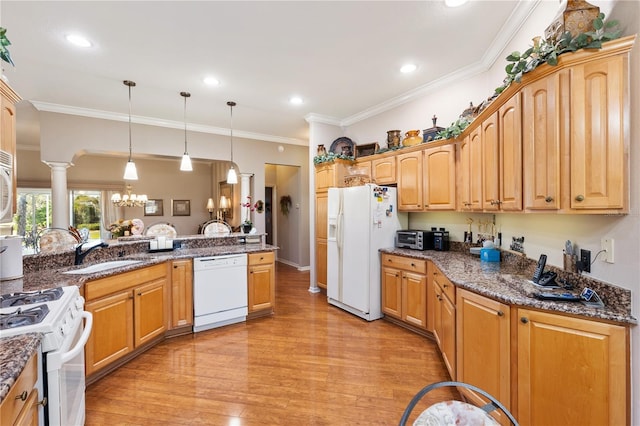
[1,1,540,147]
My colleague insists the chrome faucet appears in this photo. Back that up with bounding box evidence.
[74,240,109,265]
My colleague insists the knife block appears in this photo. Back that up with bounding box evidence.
[564,253,578,273]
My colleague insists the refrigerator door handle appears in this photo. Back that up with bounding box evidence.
[336,212,343,250]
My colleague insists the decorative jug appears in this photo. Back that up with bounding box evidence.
[403,130,422,147]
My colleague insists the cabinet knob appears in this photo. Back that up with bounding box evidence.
[395,273,399,277]
[575,194,585,202]
[443,283,448,288]
[520,317,529,324]
[173,265,178,268]
[16,390,28,401]
[38,397,48,407]
[137,292,142,296]
[497,311,504,317]
[545,196,554,203]
[410,263,416,267]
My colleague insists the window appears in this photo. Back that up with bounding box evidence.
[13,189,52,254]
[71,190,102,241]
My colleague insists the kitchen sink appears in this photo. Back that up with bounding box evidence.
[63,260,143,274]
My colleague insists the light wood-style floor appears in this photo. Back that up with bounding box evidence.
[85,263,455,425]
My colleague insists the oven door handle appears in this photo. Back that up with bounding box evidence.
[48,311,93,371]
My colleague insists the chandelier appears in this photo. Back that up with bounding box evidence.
[111,184,148,207]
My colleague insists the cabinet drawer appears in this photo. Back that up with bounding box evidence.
[381,254,427,274]
[248,251,275,265]
[85,263,167,301]
[0,352,37,426]
[433,267,455,302]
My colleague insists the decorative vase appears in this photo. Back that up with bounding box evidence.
[242,223,252,234]
[545,0,600,42]
[403,130,422,147]
[386,130,401,148]
[317,144,327,156]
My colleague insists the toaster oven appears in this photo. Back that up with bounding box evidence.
[395,230,433,250]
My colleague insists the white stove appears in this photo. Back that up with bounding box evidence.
[0,286,92,426]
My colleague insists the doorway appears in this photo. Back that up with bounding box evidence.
[265,186,274,245]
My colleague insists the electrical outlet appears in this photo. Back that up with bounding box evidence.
[601,238,614,263]
[580,249,591,273]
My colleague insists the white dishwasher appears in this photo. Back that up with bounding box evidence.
[193,254,248,332]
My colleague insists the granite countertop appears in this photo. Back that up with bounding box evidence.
[381,248,636,325]
[0,333,42,404]
[1,243,277,294]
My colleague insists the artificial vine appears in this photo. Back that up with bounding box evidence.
[0,27,14,66]
[280,195,292,217]
[313,152,354,165]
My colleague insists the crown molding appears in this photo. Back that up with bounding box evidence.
[31,101,307,146]
[304,113,342,126]
[340,0,540,127]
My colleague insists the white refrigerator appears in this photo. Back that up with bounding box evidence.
[327,184,407,321]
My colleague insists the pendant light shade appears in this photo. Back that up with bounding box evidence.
[179,91,193,171]
[226,101,238,184]
[123,80,139,180]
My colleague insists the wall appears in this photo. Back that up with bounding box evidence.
[17,109,310,266]
[344,0,640,422]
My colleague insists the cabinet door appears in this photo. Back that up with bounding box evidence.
[424,145,456,210]
[570,55,626,210]
[134,279,166,347]
[248,262,275,313]
[517,309,627,426]
[397,151,423,211]
[456,136,472,210]
[469,127,483,210]
[381,266,402,319]
[482,111,500,210]
[85,291,134,375]
[433,282,444,348]
[523,73,563,210]
[372,157,396,185]
[12,387,39,426]
[440,293,456,379]
[402,271,427,328]
[315,193,328,289]
[457,289,510,425]
[498,93,522,211]
[171,259,193,329]
[315,164,336,192]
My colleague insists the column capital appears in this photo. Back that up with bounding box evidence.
[239,173,254,179]
[45,161,73,170]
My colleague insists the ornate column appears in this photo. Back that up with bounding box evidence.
[46,162,72,229]
[240,173,254,224]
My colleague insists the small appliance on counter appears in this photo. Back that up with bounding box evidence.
[433,228,449,251]
[395,230,432,250]
[0,235,23,280]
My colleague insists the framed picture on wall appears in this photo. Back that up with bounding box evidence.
[144,199,163,216]
[172,199,191,216]
[219,181,233,220]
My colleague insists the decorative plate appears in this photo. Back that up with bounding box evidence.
[131,218,144,235]
[329,137,354,156]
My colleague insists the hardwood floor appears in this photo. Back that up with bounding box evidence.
[85,263,455,425]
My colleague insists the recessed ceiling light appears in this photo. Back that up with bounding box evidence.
[445,0,468,7]
[65,34,92,48]
[203,76,220,86]
[289,96,303,105]
[400,63,417,74]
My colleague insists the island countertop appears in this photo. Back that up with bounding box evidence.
[0,333,42,404]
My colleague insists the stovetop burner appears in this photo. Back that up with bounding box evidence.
[0,304,50,330]
[0,287,64,308]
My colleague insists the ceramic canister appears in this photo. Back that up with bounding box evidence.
[0,235,23,280]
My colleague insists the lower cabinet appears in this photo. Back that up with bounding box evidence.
[170,259,193,330]
[432,266,456,379]
[456,289,511,425]
[381,254,428,329]
[84,263,167,377]
[0,351,39,426]
[248,251,276,316]
[517,308,628,426]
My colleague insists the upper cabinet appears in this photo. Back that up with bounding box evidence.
[371,155,396,185]
[1,80,21,217]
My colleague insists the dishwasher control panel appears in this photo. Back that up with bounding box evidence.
[193,254,247,270]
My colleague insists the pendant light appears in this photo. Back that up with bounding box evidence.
[123,80,139,180]
[179,91,193,171]
[226,101,238,184]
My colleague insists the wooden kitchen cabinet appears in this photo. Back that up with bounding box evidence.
[456,289,511,425]
[1,80,20,216]
[397,144,455,212]
[248,251,276,317]
[522,71,565,211]
[381,254,428,329]
[371,155,396,185]
[517,308,628,425]
[457,127,483,211]
[432,265,455,379]
[0,351,40,426]
[170,259,193,331]
[84,263,167,378]
[314,160,351,289]
[569,54,628,211]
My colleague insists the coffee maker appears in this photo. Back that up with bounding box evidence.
[433,228,449,251]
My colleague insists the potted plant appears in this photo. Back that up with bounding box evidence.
[241,196,257,233]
